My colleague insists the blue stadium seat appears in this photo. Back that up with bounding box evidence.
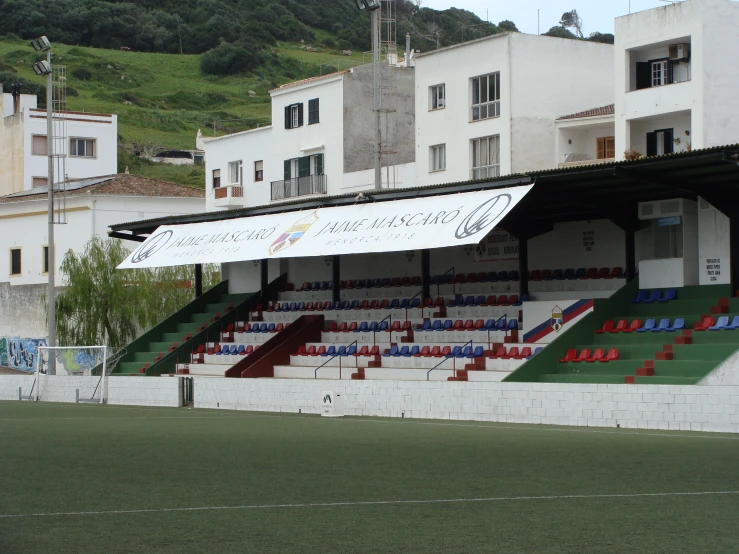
[380,277,390,287]
[409,346,420,357]
[643,290,662,303]
[651,319,671,332]
[666,318,686,332]
[421,320,432,331]
[465,295,476,306]
[563,268,576,280]
[483,319,496,330]
[456,346,472,358]
[322,346,336,357]
[486,271,498,282]
[495,318,507,331]
[472,346,484,358]
[398,346,410,357]
[507,319,518,331]
[337,346,347,356]
[266,323,276,333]
[442,274,453,284]
[229,345,238,355]
[549,269,564,280]
[400,299,410,309]
[237,345,245,354]
[475,295,486,306]
[709,316,730,330]
[355,322,369,333]
[383,345,398,357]
[311,281,320,291]
[349,300,360,310]
[345,345,357,356]
[657,289,677,303]
[410,298,421,308]
[636,319,656,333]
[574,268,586,279]
[259,323,269,333]
[446,346,462,358]
[443,319,453,330]
[727,316,739,330]
[497,271,510,282]
[430,275,442,285]
[297,302,305,311]
[508,270,519,281]
[432,320,443,331]
[378,321,390,331]
[630,290,648,304]
[389,299,400,309]
[368,322,379,332]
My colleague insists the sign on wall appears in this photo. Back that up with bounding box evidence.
[0,337,47,373]
[118,186,533,269]
[474,230,519,262]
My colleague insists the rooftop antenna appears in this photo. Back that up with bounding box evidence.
[538,9,540,35]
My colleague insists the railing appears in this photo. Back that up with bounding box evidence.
[314,340,358,380]
[271,174,327,201]
[436,266,454,297]
[214,184,244,200]
[427,340,473,381]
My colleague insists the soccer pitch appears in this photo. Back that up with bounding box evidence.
[1,402,738,553]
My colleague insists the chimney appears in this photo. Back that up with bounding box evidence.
[405,33,411,67]
[11,83,22,115]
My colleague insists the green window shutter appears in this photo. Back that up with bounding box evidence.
[298,103,304,127]
[316,153,324,175]
[284,160,291,180]
[298,156,310,177]
[285,106,291,129]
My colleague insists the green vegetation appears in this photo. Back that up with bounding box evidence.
[1,403,739,553]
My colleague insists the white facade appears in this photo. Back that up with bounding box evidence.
[0,93,118,196]
[615,0,739,158]
[414,33,614,184]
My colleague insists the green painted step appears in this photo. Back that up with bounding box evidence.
[539,374,625,384]
[148,341,177,353]
[133,351,166,363]
[628,300,715,317]
[219,293,251,303]
[691,331,739,344]
[177,322,204,333]
[118,361,148,374]
[633,376,701,385]
[556,361,642,375]
[190,311,222,323]
[162,332,193,344]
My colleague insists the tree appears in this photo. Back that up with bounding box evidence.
[543,26,577,40]
[55,236,218,348]
[588,32,615,44]
[559,9,584,38]
[498,20,519,32]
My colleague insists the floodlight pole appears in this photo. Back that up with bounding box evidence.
[45,47,56,374]
[372,7,382,191]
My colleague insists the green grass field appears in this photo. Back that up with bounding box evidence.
[1,402,739,553]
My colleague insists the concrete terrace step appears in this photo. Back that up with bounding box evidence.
[288,354,524,372]
[272,365,509,382]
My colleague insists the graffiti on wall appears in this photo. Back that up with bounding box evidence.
[0,337,48,372]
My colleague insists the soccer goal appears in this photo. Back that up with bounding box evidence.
[34,346,110,404]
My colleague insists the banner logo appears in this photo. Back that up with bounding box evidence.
[323,394,332,404]
[455,194,512,240]
[551,305,563,332]
[130,230,173,264]
[269,211,319,256]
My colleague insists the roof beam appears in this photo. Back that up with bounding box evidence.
[108,231,148,243]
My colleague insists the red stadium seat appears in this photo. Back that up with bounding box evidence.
[369,346,380,356]
[307,346,317,356]
[295,346,307,356]
[316,346,326,356]
[601,348,619,362]
[358,346,369,356]
[491,346,507,359]
[558,349,576,363]
[622,319,642,333]
[595,321,614,334]
[429,346,441,357]
[502,347,519,359]
[440,346,452,357]
[585,348,605,362]
[609,320,627,333]
[338,322,348,332]
[573,349,591,362]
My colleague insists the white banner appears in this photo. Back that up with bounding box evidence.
[118,185,533,269]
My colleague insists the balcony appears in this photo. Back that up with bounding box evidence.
[271,174,327,201]
[213,184,246,208]
[558,155,615,169]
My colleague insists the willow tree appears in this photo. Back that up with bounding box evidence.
[55,236,218,348]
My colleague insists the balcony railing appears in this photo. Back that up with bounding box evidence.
[271,174,327,201]
[213,184,245,207]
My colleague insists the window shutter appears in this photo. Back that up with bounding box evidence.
[298,103,304,127]
[298,156,310,177]
[636,62,651,90]
[285,106,291,129]
[664,129,674,154]
[646,132,657,157]
[316,153,324,175]
[605,137,615,159]
[596,138,605,160]
[284,160,291,180]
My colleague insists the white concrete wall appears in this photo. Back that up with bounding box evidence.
[700,349,739,386]
[697,198,730,285]
[202,126,273,211]
[22,109,118,191]
[556,118,616,166]
[0,375,181,407]
[529,219,625,271]
[415,34,512,185]
[628,111,692,157]
[341,162,417,192]
[194,378,739,433]
[508,34,614,174]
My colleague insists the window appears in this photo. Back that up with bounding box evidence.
[254,160,264,182]
[471,136,500,179]
[212,169,221,188]
[32,135,47,156]
[646,128,674,157]
[430,84,445,110]
[32,177,48,188]
[471,73,500,121]
[284,154,324,179]
[636,60,673,90]
[308,98,320,124]
[285,103,304,129]
[42,246,50,274]
[70,138,95,158]
[228,161,243,186]
[596,137,615,160]
[430,144,446,172]
[652,60,670,87]
[10,248,21,276]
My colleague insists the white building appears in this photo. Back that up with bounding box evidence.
[0,174,205,339]
[203,63,416,212]
[0,90,118,196]
[615,0,739,157]
[414,32,614,184]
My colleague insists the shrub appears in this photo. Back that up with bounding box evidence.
[200,42,261,76]
[71,66,92,81]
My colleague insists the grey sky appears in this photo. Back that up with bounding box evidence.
[421,0,676,36]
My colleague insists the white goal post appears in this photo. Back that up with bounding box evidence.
[34,346,109,404]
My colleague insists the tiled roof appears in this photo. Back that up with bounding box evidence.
[270,70,350,93]
[558,104,615,120]
[0,174,204,203]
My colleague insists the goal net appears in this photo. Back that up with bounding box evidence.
[33,346,110,404]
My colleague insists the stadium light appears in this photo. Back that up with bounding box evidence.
[30,36,51,52]
[30,35,57,374]
[32,60,52,76]
[355,0,381,10]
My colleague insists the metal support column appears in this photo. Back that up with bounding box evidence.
[518,238,529,297]
[372,7,382,191]
[332,255,341,302]
[731,213,739,295]
[625,229,637,281]
[260,259,269,299]
[194,264,203,298]
[421,249,430,301]
[46,49,56,374]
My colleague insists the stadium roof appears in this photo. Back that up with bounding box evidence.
[109,145,739,243]
[557,104,615,120]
